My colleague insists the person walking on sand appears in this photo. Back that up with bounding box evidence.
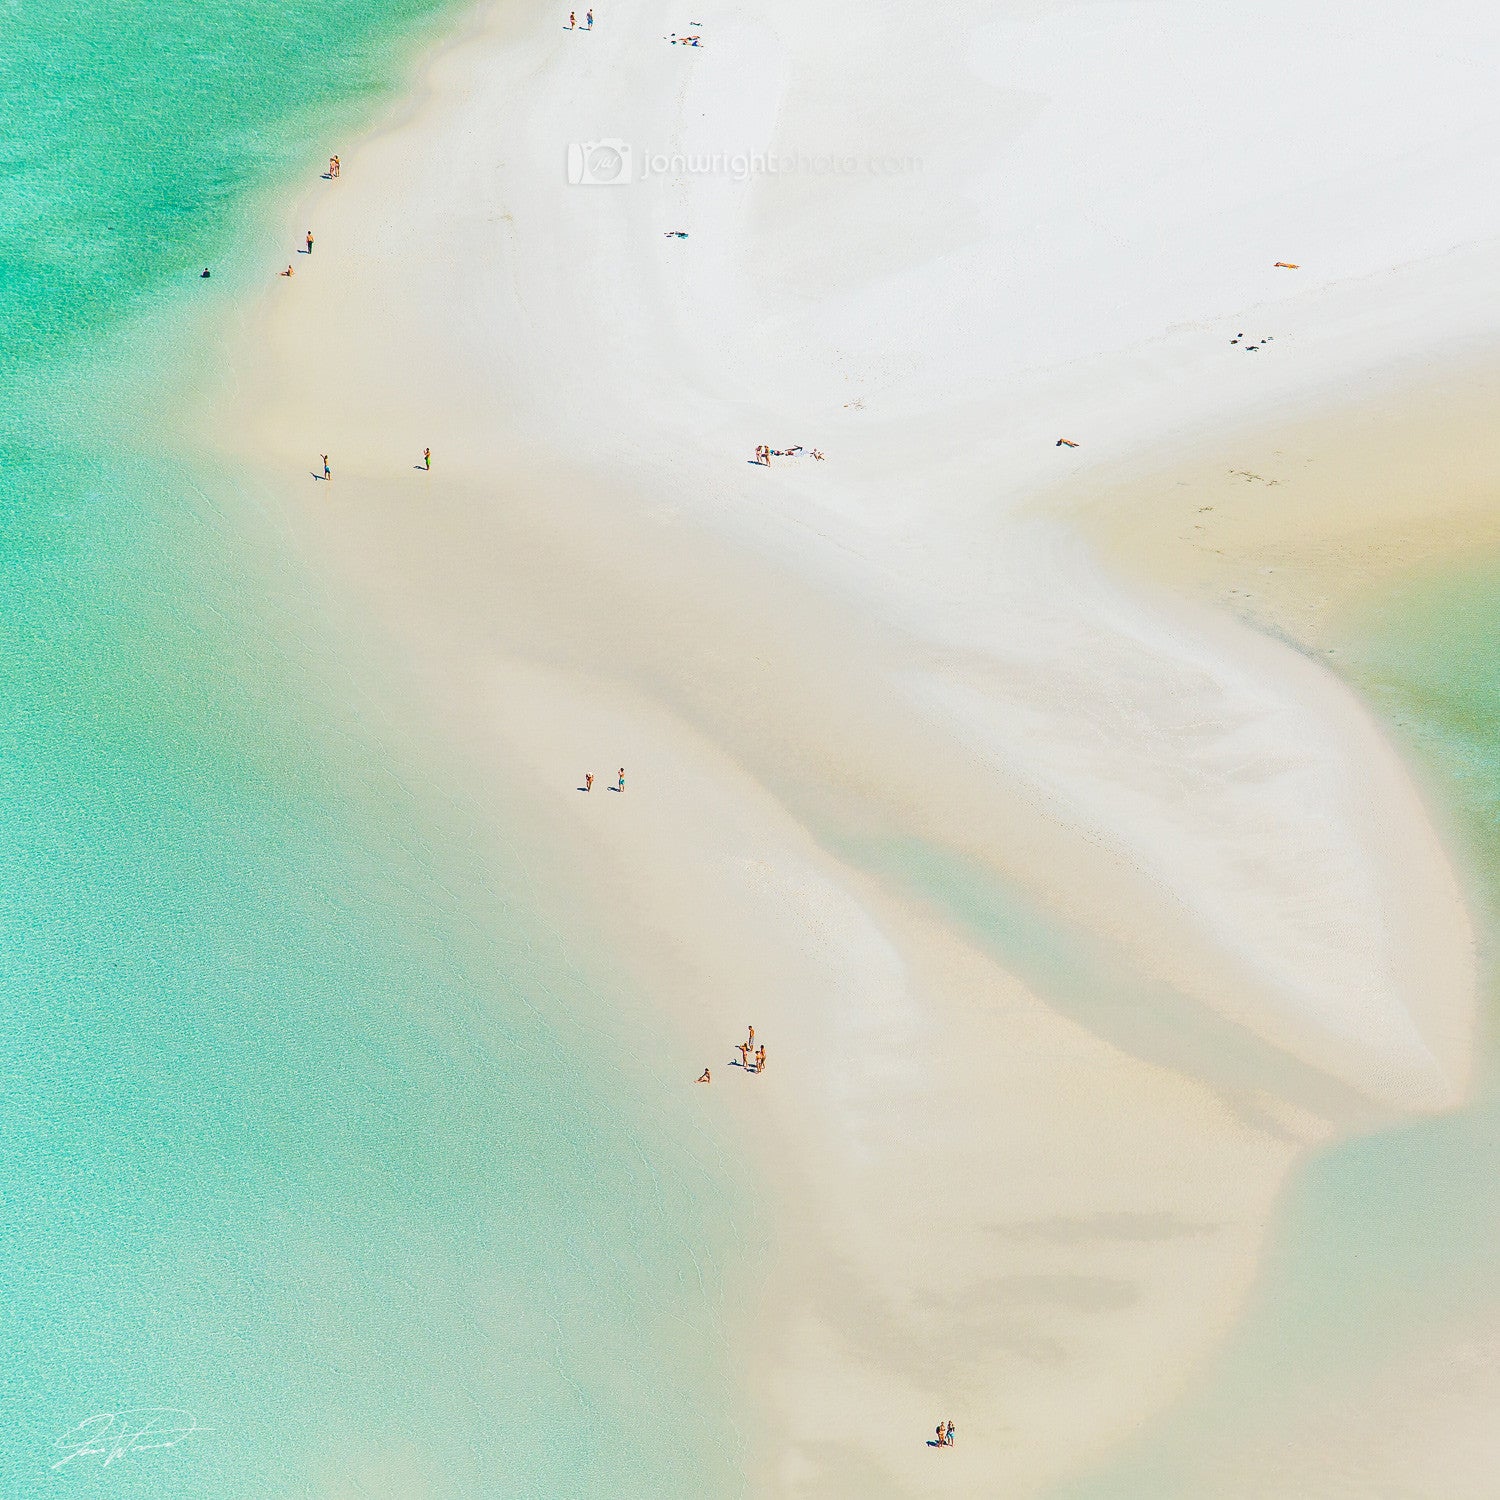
[585,8,593,26]
[306,230,314,255]
[321,455,331,481]
[567,9,575,26]
[617,767,625,793]
[697,1067,711,1083]
[585,773,594,792]
[423,446,431,470]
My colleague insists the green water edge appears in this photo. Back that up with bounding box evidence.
[2,2,757,1494]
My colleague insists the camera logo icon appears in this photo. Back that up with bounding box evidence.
[566,139,633,186]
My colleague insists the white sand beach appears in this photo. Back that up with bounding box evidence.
[195,0,1500,1490]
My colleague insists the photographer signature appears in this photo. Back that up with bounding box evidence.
[52,1409,208,1470]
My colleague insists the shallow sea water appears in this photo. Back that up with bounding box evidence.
[0,3,750,1494]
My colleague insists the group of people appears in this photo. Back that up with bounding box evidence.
[696,1023,765,1083]
[566,9,594,27]
[934,1419,956,1447]
[327,155,341,178]
[737,1036,767,1073]
[753,444,824,464]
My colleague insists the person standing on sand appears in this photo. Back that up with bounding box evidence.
[747,1024,754,1049]
[585,8,593,26]
[945,1421,955,1447]
[306,230,314,255]
[697,1067,710,1083]
[935,1423,946,1447]
[423,446,431,470]
[567,9,575,26]
[737,1041,750,1068]
[321,455,330,481]
[617,767,625,792]
[585,773,594,792]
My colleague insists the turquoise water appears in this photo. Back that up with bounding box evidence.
[1,4,749,1495]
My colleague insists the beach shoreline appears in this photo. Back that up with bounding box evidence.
[183,0,1500,1491]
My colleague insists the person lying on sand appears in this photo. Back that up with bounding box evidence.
[1273,261,1298,268]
